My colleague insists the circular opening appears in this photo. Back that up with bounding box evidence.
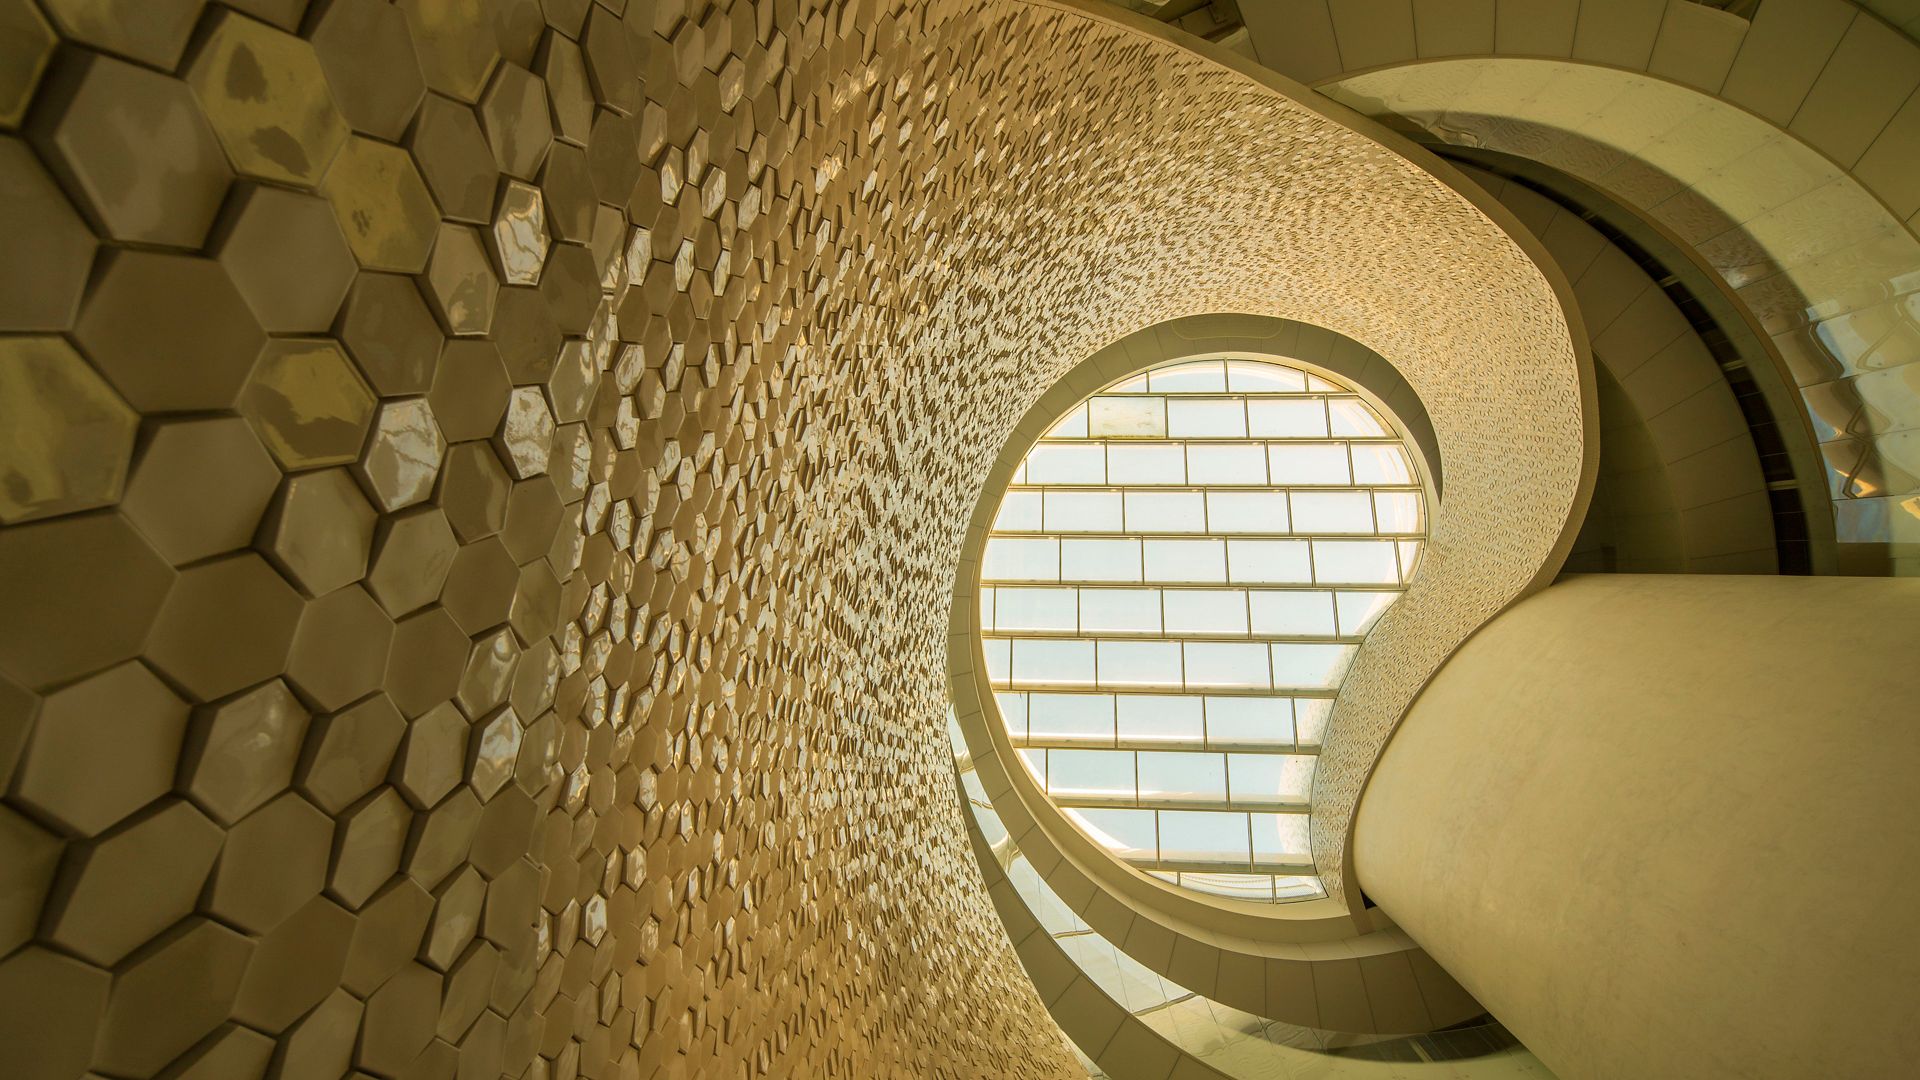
[976,355,1429,903]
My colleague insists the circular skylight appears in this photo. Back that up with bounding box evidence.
[977,356,1427,903]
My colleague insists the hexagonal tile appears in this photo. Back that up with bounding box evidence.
[277,988,361,1080]
[320,135,438,272]
[384,607,468,718]
[329,785,410,908]
[501,474,564,564]
[439,440,511,541]
[494,386,555,479]
[356,397,445,512]
[186,9,348,186]
[262,467,378,597]
[43,798,222,965]
[298,693,405,815]
[490,285,562,383]
[545,338,597,424]
[240,340,377,470]
[338,272,444,396]
[407,93,496,224]
[0,336,136,525]
[538,143,595,243]
[420,866,482,970]
[207,792,332,933]
[538,241,599,332]
[222,0,305,30]
[581,4,638,115]
[403,786,478,887]
[72,250,265,413]
[162,1023,273,1080]
[231,894,354,1032]
[393,701,466,809]
[0,2,54,129]
[467,706,524,801]
[396,0,500,103]
[180,678,309,825]
[440,537,519,634]
[96,918,252,1075]
[536,31,592,144]
[341,878,432,994]
[429,341,512,442]
[0,136,96,331]
[421,223,498,335]
[477,63,551,180]
[0,946,110,1080]
[366,507,458,618]
[30,50,229,247]
[12,660,186,835]
[489,179,549,286]
[455,628,518,720]
[145,553,303,702]
[310,0,427,141]
[286,583,393,711]
[436,940,497,1041]
[119,416,280,566]
[215,184,357,333]
[0,805,62,956]
[36,0,204,70]
[0,513,172,689]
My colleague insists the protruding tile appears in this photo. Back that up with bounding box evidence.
[338,273,444,396]
[221,0,307,31]
[0,336,136,524]
[506,559,561,643]
[537,144,594,243]
[231,894,354,1032]
[440,537,518,634]
[421,866,482,971]
[145,553,303,702]
[407,94,497,224]
[366,507,458,617]
[329,786,410,908]
[262,467,378,597]
[403,787,477,887]
[393,701,467,809]
[581,4,638,115]
[36,0,204,70]
[455,627,519,718]
[286,584,394,710]
[321,135,439,272]
[343,878,432,994]
[241,340,377,471]
[30,50,229,247]
[0,137,96,330]
[467,706,523,800]
[310,0,427,141]
[207,792,332,933]
[421,223,499,335]
[0,805,62,955]
[165,1023,274,1080]
[489,179,549,285]
[490,284,561,383]
[13,660,187,835]
[436,940,496,1041]
[299,694,406,815]
[544,338,596,424]
[397,0,500,103]
[477,63,551,179]
[384,607,467,717]
[185,9,349,186]
[0,1,55,129]
[278,988,362,1080]
[0,946,110,1080]
[439,440,512,541]
[43,798,222,965]
[494,386,555,479]
[429,341,512,442]
[0,513,172,689]
[180,678,310,825]
[72,250,264,412]
[96,919,252,1076]
[357,397,446,512]
[119,417,280,566]
[536,32,592,145]
[214,184,357,333]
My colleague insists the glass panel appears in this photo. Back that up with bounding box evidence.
[1044,490,1122,532]
[993,490,1041,530]
[1116,694,1204,744]
[1158,810,1251,865]
[994,691,1026,737]
[1226,359,1306,393]
[1068,808,1156,860]
[1227,754,1315,806]
[1313,540,1400,584]
[1186,443,1268,484]
[1107,443,1186,484]
[1143,539,1227,582]
[1294,699,1332,747]
[1247,590,1337,636]
[1162,589,1249,635]
[993,586,1077,632]
[1012,638,1096,684]
[982,537,1058,581]
[1046,749,1135,801]
[1268,442,1351,485]
[1205,697,1293,747]
[1335,591,1397,636]
[1166,398,1247,438]
[1250,812,1311,863]
[1274,875,1325,900]
[981,637,1011,681]
[1399,539,1424,581]
[1025,442,1105,484]
[1183,642,1271,689]
[1290,490,1375,533]
[1026,693,1115,744]
[1306,373,1341,392]
[1373,490,1423,533]
[1205,491,1289,533]
[1247,397,1327,436]
[1328,397,1388,436]
[1047,403,1088,438]
[1270,643,1356,688]
[1352,443,1413,484]
[1078,588,1161,633]
[1088,396,1166,438]
[1124,491,1206,533]
[1179,872,1275,902]
[1138,751,1227,804]
[978,586,993,630]
[1147,359,1226,393]
[1096,640,1183,687]
[1225,539,1312,584]
[1060,538,1141,582]
[1017,747,1046,781]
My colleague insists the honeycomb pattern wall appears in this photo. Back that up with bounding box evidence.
[0,0,1584,1077]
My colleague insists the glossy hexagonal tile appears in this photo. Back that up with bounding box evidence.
[538,143,595,243]
[320,135,438,272]
[393,701,466,809]
[341,878,431,994]
[222,0,304,30]
[402,786,478,887]
[536,31,592,144]
[428,341,512,443]
[0,1,54,128]
[165,1025,274,1080]
[329,785,410,908]
[231,894,353,1032]
[298,693,405,815]
[0,336,136,524]
[395,0,498,102]
[30,50,229,247]
[277,988,360,1080]
[309,0,426,141]
[468,706,524,800]
[180,678,309,825]
[214,184,357,333]
[477,62,551,180]
[0,806,61,955]
[0,946,110,1080]
[240,340,376,471]
[95,918,252,1075]
[384,607,468,718]
[580,4,638,114]
[43,798,223,965]
[356,397,445,512]
[490,284,562,383]
[15,662,189,840]
[286,583,393,711]
[420,866,482,972]
[0,513,172,689]
[365,507,458,617]
[421,222,498,335]
[262,467,378,597]
[338,272,444,396]
[494,386,555,479]
[408,93,497,224]
[207,792,332,934]
[438,440,511,542]
[490,179,549,285]
[35,0,205,70]
[145,553,303,703]
[119,416,280,566]
[356,960,440,1073]
[185,9,348,186]
[72,250,265,412]
[0,136,96,331]
[439,536,519,634]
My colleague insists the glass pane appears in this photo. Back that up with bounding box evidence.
[1027,693,1115,744]
[1205,491,1289,533]
[1247,397,1327,436]
[981,637,1011,681]
[1313,540,1400,584]
[1183,642,1271,689]
[1226,359,1306,393]
[1044,490,1122,532]
[1250,812,1311,863]
[1290,491,1375,533]
[1060,538,1141,582]
[978,586,993,630]
[994,691,1027,737]
[1158,810,1250,865]
[1227,754,1315,806]
[1139,752,1227,804]
[1078,587,1161,633]
[1205,697,1293,747]
[1248,590,1337,636]
[1013,638,1096,684]
[1163,589,1249,635]
[1352,443,1413,484]
[1017,747,1045,781]
[1273,875,1325,900]
[1294,699,1332,746]
[1047,403,1088,438]
[1399,540,1424,581]
[1143,539,1227,582]
[1167,398,1247,438]
[1328,397,1388,436]
[1025,442,1106,484]
[1125,491,1206,533]
[1268,443,1351,485]
[1187,443,1268,485]
[993,490,1041,530]
[1335,591,1397,636]
[1047,750,1136,801]
[1116,694,1204,744]
[1089,396,1166,438]
[993,586,1077,632]
[1225,539,1312,584]
[1096,640,1183,687]
[1374,490,1423,533]
[1148,359,1226,393]
[1179,872,1274,902]
[982,537,1058,581]
[1068,808,1156,860]
[1270,643,1356,688]
[1107,443,1186,484]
